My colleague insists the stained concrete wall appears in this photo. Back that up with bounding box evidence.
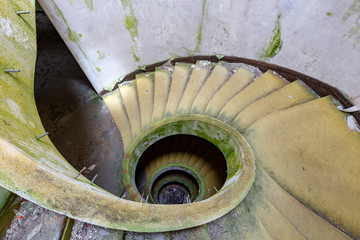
[39,0,360,108]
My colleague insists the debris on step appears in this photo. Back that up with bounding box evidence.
[70,220,123,240]
[4,200,67,240]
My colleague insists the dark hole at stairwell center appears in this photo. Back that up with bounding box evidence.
[135,135,228,204]
[158,181,191,204]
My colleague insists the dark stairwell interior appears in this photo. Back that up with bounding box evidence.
[34,12,124,197]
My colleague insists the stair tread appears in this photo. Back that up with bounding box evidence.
[165,63,193,117]
[119,81,142,139]
[187,140,212,165]
[103,90,133,151]
[207,199,273,240]
[232,80,318,132]
[136,72,154,130]
[178,61,215,115]
[180,137,204,164]
[203,169,224,198]
[257,168,351,239]
[167,135,183,164]
[244,96,360,238]
[153,65,173,122]
[205,66,254,117]
[173,136,192,163]
[191,62,238,114]
[101,60,359,237]
[218,70,288,122]
[250,182,305,240]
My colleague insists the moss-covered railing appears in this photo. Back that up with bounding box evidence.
[0,1,255,232]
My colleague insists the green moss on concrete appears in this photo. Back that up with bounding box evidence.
[51,0,87,58]
[0,190,19,238]
[68,30,82,43]
[327,12,333,16]
[131,46,140,62]
[97,50,105,60]
[0,187,13,213]
[95,66,101,72]
[125,15,138,39]
[84,0,94,11]
[0,0,89,202]
[121,0,140,63]
[261,14,283,60]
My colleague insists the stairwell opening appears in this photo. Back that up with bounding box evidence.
[122,115,255,205]
[135,135,227,204]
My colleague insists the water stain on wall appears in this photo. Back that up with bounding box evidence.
[343,0,360,46]
[194,0,207,54]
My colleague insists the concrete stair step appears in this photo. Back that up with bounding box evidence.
[178,61,215,115]
[244,96,360,237]
[205,66,255,117]
[152,65,173,123]
[103,89,133,151]
[191,62,239,114]
[232,80,318,132]
[165,63,193,118]
[136,72,155,130]
[119,81,141,140]
[218,70,288,122]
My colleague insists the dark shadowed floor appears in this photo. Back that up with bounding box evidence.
[34,12,124,197]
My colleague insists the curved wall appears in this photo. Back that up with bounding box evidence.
[39,0,360,107]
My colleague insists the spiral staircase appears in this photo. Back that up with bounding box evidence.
[1,1,360,239]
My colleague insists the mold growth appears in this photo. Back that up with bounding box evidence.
[97,50,105,61]
[121,0,140,63]
[261,14,283,60]
[84,0,94,11]
[131,46,140,62]
[0,13,32,49]
[50,1,87,58]
[194,0,207,54]
[124,15,138,40]
[68,31,82,43]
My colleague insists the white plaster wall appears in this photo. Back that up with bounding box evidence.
[39,0,360,107]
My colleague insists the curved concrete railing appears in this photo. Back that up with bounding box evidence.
[0,1,253,233]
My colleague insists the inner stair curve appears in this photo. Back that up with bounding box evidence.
[102,58,360,238]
